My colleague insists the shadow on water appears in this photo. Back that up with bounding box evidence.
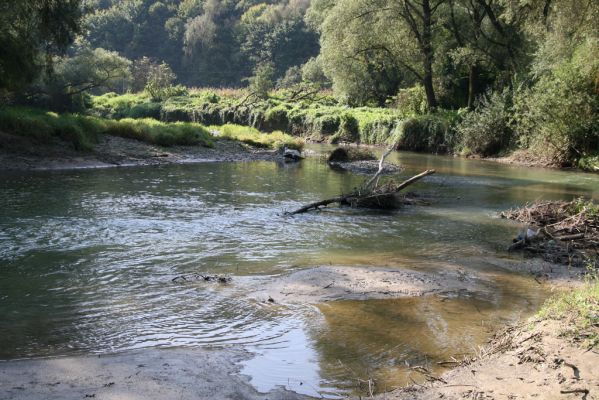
[1,148,598,396]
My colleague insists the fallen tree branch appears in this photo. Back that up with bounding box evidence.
[364,147,395,190]
[285,169,435,215]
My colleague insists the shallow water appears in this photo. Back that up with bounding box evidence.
[1,147,598,397]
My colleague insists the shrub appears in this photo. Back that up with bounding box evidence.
[264,106,289,131]
[105,118,213,147]
[387,85,427,116]
[397,113,457,154]
[0,107,97,150]
[512,40,599,166]
[0,107,214,150]
[330,112,359,143]
[457,89,514,156]
[247,63,275,99]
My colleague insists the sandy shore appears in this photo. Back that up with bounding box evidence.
[0,262,590,400]
[0,131,281,170]
[0,347,310,400]
[378,318,599,400]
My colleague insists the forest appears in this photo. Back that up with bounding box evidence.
[0,0,597,168]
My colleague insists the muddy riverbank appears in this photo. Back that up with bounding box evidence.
[0,131,281,170]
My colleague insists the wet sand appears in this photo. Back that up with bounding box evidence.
[0,348,310,400]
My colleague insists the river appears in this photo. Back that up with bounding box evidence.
[1,147,598,397]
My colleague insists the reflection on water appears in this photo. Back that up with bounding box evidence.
[1,148,598,396]
[311,270,544,395]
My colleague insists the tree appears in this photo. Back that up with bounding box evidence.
[0,0,82,90]
[315,0,448,108]
[29,46,131,111]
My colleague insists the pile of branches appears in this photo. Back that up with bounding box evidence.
[500,200,599,267]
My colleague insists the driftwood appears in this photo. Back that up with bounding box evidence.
[285,169,435,215]
[501,200,599,267]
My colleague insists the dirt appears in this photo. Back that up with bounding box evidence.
[377,318,599,400]
[0,131,281,170]
[0,348,309,400]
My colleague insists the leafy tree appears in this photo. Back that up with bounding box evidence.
[27,46,131,111]
[0,0,82,90]
[247,62,276,99]
[144,61,179,101]
[314,0,448,108]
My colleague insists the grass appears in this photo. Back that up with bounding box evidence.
[537,276,599,348]
[212,124,304,150]
[104,118,213,147]
[578,154,599,172]
[89,91,413,147]
[0,107,214,149]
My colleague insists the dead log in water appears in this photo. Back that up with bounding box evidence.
[285,169,435,215]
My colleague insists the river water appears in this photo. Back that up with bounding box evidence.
[1,147,598,397]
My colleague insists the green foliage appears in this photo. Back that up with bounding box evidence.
[34,47,132,112]
[0,107,99,150]
[0,0,82,90]
[104,118,213,147]
[144,61,182,101]
[537,279,599,348]
[248,63,276,99]
[570,198,599,218]
[387,85,427,116]
[457,89,514,156]
[578,154,599,172]
[0,106,213,149]
[214,124,304,150]
[330,113,359,143]
[512,39,599,166]
[397,113,458,154]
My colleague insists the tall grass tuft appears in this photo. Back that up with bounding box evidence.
[213,124,304,150]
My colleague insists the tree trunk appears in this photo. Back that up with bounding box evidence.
[467,64,479,110]
[422,0,438,110]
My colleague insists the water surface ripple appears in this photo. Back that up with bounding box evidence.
[1,149,598,395]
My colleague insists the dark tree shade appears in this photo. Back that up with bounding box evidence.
[0,0,82,90]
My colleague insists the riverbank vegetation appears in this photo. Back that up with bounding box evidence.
[0,106,303,151]
[0,107,215,149]
[538,277,599,349]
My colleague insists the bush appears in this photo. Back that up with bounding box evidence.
[264,106,289,131]
[331,112,359,143]
[247,63,275,99]
[397,113,457,154]
[457,89,513,156]
[512,40,599,166]
[387,85,427,116]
